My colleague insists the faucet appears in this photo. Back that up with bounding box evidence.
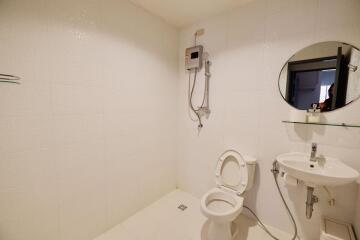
[310,143,317,162]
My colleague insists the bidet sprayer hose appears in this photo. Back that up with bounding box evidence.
[272,160,298,240]
[243,160,298,240]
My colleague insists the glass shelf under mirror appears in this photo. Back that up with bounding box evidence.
[282,120,360,128]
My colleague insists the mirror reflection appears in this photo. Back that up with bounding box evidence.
[279,41,360,112]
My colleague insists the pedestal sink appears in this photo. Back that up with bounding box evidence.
[276,152,359,187]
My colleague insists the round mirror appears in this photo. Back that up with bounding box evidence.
[278,41,360,112]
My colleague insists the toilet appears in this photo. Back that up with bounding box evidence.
[200,150,256,240]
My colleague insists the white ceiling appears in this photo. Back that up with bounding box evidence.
[129,0,254,28]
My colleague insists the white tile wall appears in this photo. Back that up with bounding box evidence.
[177,0,360,239]
[0,0,178,240]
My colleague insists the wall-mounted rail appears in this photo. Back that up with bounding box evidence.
[0,73,21,84]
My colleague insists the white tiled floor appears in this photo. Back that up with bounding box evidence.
[94,190,291,240]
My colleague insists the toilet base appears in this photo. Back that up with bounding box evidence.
[204,221,239,240]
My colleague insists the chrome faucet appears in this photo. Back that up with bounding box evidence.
[310,143,317,162]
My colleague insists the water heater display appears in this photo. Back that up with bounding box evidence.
[185,45,203,70]
[191,52,199,59]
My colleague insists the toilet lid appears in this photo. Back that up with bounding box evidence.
[215,150,248,195]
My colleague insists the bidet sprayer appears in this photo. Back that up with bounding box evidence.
[271,160,280,175]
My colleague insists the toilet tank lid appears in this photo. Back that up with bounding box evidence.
[243,155,257,165]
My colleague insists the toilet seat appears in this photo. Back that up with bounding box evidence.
[201,188,244,217]
[215,150,248,196]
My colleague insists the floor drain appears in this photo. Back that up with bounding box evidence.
[178,204,188,211]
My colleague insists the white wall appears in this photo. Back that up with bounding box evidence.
[347,48,360,103]
[0,0,178,240]
[177,0,360,239]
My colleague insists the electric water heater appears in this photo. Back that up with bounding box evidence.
[185,45,203,70]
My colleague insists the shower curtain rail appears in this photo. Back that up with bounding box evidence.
[0,73,21,84]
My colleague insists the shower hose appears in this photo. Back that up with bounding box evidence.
[243,160,298,240]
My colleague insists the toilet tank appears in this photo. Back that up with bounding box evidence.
[243,155,257,191]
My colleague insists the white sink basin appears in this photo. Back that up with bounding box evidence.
[276,152,359,186]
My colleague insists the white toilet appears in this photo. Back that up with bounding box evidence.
[200,150,256,240]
